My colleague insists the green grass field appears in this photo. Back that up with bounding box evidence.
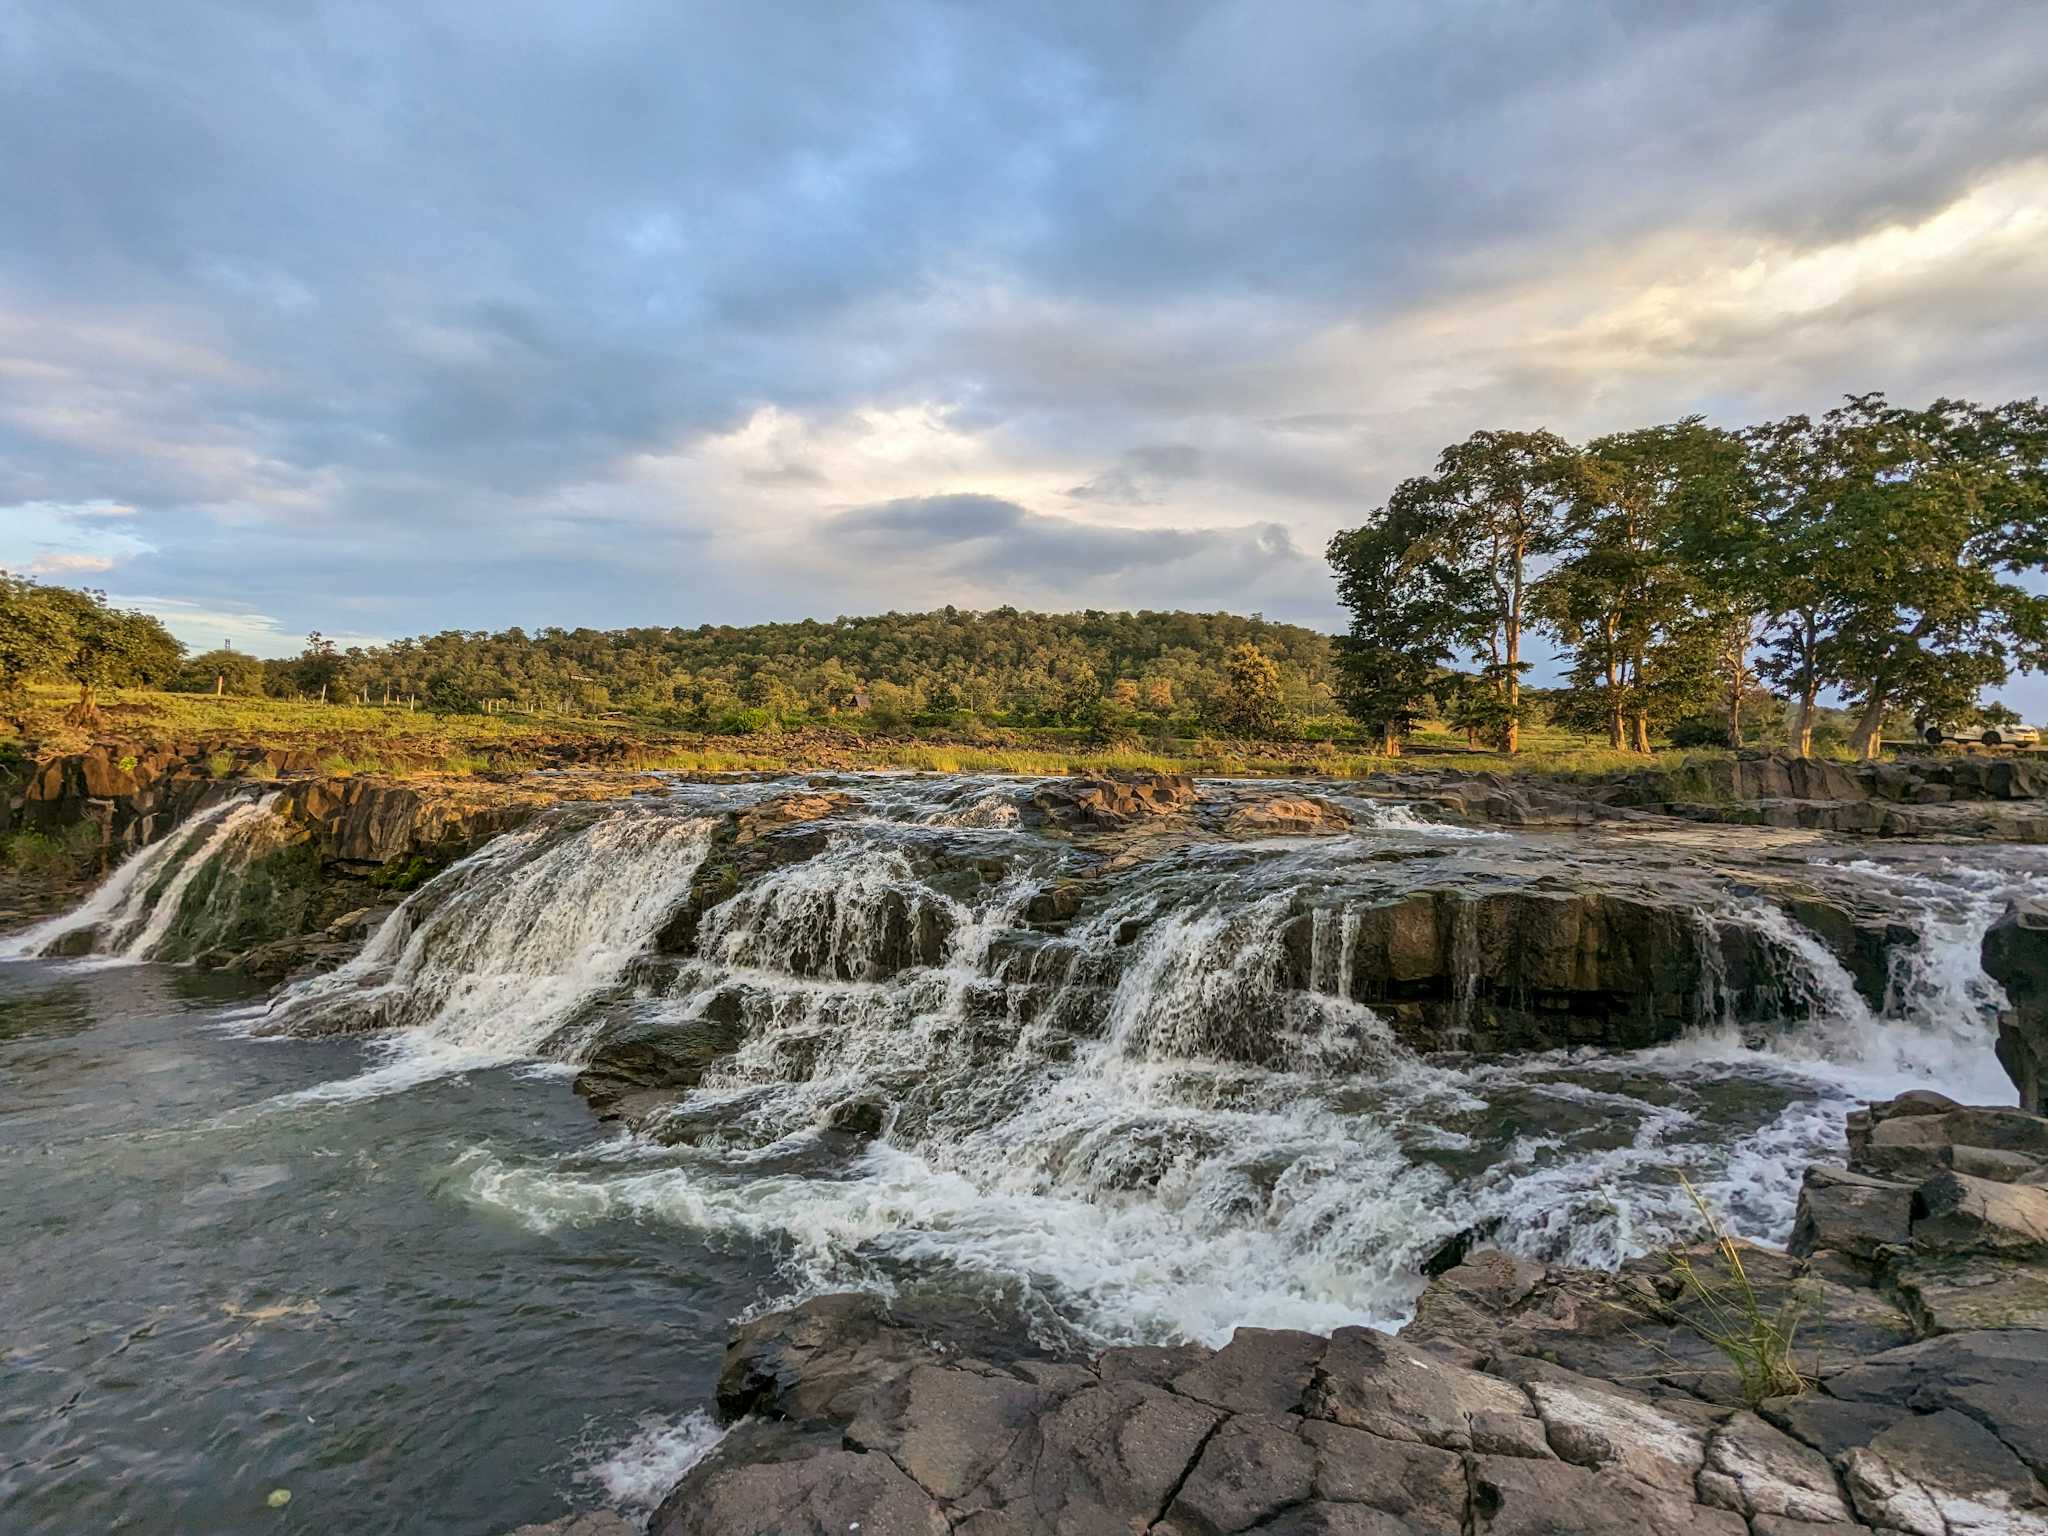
[4,682,1736,782]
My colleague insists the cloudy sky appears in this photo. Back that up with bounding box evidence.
[4,2,2046,704]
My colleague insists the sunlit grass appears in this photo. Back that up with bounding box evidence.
[2,682,1754,782]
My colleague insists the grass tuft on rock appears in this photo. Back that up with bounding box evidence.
[1666,1175,1813,1406]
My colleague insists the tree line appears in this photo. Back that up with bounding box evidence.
[1327,394,2048,758]
[0,591,1338,738]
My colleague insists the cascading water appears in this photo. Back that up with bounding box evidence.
[0,794,283,964]
[260,806,717,1100]
[29,773,2033,1345]
[9,770,2043,1534]
[434,777,2040,1345]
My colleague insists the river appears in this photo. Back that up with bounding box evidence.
[2,773,2041,1533]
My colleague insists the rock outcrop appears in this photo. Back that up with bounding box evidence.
[615,1095,2048,1536]
[1027,773,1200,834]
[1985,905,2048,1114]
[1220,796,1353,837]
[1280,886,1860,1054]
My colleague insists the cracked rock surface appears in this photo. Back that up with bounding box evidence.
[616,1095,2048,1536]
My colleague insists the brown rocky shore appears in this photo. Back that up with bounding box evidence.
[523,1091,2048,1536]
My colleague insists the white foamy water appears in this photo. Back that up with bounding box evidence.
[263,808,716,1102]
[449,786,2042,1342]
[576,1409,728,1511]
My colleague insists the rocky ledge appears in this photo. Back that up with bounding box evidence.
[550,1093,2048,1536]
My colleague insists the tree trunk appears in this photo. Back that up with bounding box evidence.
[214,673,224,697]
[1380,721,1402,758]
[68,681,101,728]
[1605,648,1623,750]
[1848,688,1889,760]
[1630,713,1651,754]
[318,681,328,704]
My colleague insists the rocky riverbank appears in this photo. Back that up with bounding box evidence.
[530,1092,2048,1536]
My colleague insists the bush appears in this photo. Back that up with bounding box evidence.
[2,822,99,878]
[1668,714,1732,749]
[711,705,772,736]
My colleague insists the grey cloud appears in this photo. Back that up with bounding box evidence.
[818,493,1324,619]
[0,0,2043,714]
[1068,443,1205,504]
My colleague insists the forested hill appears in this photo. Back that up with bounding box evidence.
[263,608,1341,727]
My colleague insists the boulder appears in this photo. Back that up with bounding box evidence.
[1282,887,1836,1054]
[1787,1165,1913,1261]
[1026,772,1198,834]
[1887,1253,2048,1333]
[1911,1169,2048,1259]
[1220,796,1352,837]
[652,1422,947,1536]
[573,1011,749,1118]
[731,791,855,847]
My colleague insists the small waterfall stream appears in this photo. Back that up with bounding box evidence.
[1,793,283,963]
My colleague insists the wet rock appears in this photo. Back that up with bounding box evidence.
[1220,796,1353,837]
[822,1093,887,1138]
[1984,904,2048,1113]
[573,1012,749,1119]
[1788,1165,1914,1261]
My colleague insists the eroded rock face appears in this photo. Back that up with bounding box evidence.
[572,1012,751,1119]
[1279,886,1811,1054]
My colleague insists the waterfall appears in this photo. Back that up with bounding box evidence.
[1701,868,2025,1103]
[41,770,2012,1343]
[1,795,281,963]
[258,808,716,1101]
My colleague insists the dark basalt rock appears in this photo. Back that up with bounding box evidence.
[1983,902,2048,1113]
[573,1010,750,1119]
[1278,886,1861,1054]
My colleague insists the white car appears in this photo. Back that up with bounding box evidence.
[1924,721,2042,748]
